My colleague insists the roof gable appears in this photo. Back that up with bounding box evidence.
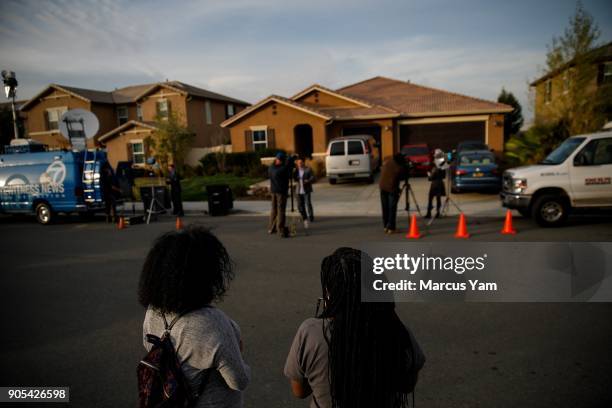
[221,95,331,127]
[291,85,371,108]
[98,120,157,143]
[338,76,512,116]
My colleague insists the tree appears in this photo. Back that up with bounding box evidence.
[497,88,523,142]
[541,1,608,135]
[146,112,195,174]
[505,122,570,166]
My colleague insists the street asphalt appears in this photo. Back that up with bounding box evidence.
[0,210,611,408]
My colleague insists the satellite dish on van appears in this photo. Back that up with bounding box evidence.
[59,109,99,151]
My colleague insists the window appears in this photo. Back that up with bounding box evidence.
[329,141,345,156]
[252,129,267,151]
[347,140,364,155]
[130,141,145,165]
[156,99,169,119]
[136,104,143,121]
[544,80,552,103]
[601,62,612,85]
[45,107,67,130]
[576,138,612,166]
[226,103,235,119]
[205,101,212,124]
[117,106,128,125]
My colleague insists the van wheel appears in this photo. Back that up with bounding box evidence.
[329,178,337,185]
[35,203,53,225]
[532,195,568,227]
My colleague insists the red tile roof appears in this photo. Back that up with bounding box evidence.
[338,76,512,116]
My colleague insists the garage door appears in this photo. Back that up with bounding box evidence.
[399,121,485,152]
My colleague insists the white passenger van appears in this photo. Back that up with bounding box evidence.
[501,131,612,227]
[325,135,380,184]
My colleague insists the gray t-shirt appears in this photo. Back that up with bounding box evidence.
[284,317,425,408]
[284,318,331,408]
[143,306,251,408]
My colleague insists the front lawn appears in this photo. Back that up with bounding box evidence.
[180,174,265,201]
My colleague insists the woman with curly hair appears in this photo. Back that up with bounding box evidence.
[139,226,250,408]
[284,247,425,408]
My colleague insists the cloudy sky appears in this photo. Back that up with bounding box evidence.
[1,0,611,120]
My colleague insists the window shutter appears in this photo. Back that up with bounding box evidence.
[127,143,133,162]
[597,64,604,86]
[166,100,172,115]
[267,128,276,149]
[245,130,253,151]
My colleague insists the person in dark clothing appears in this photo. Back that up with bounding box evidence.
[293,158,315,224]
[379,154,407,234]
[100,162,120,223]
[425,149,448,219]
[166,164,184,217]
[268,152,295,237]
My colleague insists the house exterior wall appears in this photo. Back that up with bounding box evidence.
[487,114,505,152]
[532,63,603,124]
[186,98,233,148]
[104,127,153,169]
[138,89,188,124]
[229,102,327,154]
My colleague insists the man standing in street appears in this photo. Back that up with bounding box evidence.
[166,163,184,217]
[425,149,448,219]
[379,153,407,234]
[268,152,295,238]
[294,158,315,227]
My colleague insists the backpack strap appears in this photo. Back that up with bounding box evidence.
[161,312,184,334]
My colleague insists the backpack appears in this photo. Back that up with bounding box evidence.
[137,313,205,408]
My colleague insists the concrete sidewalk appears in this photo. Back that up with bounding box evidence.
[126,176,507,218]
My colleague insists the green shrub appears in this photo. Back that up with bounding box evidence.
[256,148,286,158]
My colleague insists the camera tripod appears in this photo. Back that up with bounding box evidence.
[400,179,422,216]
[426,165,463,227]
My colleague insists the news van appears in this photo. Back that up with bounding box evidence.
[501,131,612,227]
[0,139,108,224]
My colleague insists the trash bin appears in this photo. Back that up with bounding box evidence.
[206,184,233,216]
[140,186,171,212]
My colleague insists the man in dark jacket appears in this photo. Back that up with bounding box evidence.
[268,152,295,237]
[294,158,315,224]
[166,164,184,217]
[379,153,407,233]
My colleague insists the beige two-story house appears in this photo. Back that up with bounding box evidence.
[19,81,249,167]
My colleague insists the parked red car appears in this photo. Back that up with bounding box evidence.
[400,143,433,175]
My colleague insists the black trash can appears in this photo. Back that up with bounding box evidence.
[206,184,233,216]
[140,186,171,212]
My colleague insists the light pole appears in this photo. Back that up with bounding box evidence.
[2,70,19,139]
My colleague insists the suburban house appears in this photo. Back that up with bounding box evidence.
[19,81,249,167]
[221,76,512,162]
[530,41,612,125]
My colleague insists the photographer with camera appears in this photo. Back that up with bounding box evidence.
[425,149,448,219]
[379,153,408,234]
[268,152,296,238]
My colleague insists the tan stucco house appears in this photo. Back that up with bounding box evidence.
[19,81,249,168]
[222,76,512,161]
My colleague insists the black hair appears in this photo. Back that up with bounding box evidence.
[138,226,234,314]
[319,247,413,408]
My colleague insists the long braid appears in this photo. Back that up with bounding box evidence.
[320,248,412,408]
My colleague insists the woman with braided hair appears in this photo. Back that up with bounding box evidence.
[284,247,425,408]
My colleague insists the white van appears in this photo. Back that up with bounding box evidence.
[325,135,380,184]
[501,131,612,227]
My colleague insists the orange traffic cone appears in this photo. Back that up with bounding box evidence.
[501,210,517,235]
[176,217,184,230]
[454,213,470,239]
[117,216,126,230]
[406,214,422,239]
